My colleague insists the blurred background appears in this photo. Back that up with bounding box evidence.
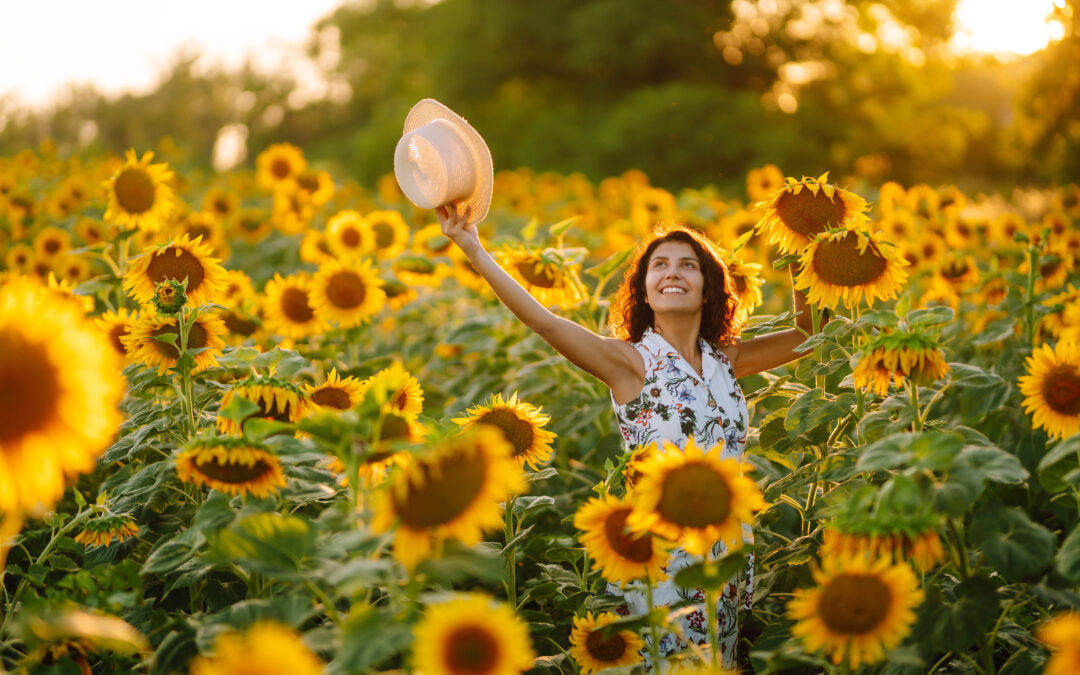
[1,0,1076,194]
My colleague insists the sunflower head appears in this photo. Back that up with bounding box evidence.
[626,438,764,555]
[574,494,671,584]
[261,273,326,340]
[412,594,535,675]
[1039,612,1080,675]
[496,246,586,309]
[1019,339,1080,439]
[124,233,227,308]
[788,554,924,669]
[569,612,645,675]
[304,368,365,412]
[451,392,556,470]
[256,143,308,193]
[795,228,908,310]
[190,621,322,675]
[755,173,870,254]
[152,279,188,315]
[852,330,950,396]
[359,362,425,419]
[216,375,309,436]
[372,427,526,570]
[122,310,226,375]
[102,149,176,233]
[176,435,287,498]
[75,514,139,548]
[310,258,387,329]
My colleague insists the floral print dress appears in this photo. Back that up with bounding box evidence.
[609,326,753,669]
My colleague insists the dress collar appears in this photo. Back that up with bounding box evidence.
[641,326,718,385]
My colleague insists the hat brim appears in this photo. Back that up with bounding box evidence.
[403,99,493,227]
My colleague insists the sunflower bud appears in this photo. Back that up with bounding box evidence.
[152,279,187,315]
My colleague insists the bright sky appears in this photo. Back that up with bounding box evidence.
[0,0,344,108]
[951,0,1067,57]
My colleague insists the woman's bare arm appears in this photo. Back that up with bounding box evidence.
[726,264,828,379]
[436,204,644,400]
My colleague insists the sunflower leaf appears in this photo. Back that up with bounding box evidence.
[1054,523,1080,583]
[672,549,747,590]
[907,306,954,327]
[970,505,1056,581]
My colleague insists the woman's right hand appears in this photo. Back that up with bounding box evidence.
[436,202,481,258]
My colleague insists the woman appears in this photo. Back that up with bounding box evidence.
[436,203,821,668]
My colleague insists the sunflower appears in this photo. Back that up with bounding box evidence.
[574,494,671,584]
[32,226,72,260]
[256,143,307,193]
[413,594,535,675]
[746,164,785,202]
[413,223,454,256]
[627,438,764,555]
[4,243,33,273]
[261,273,325,339]
[57,255,92,284]
[123,310,226,374]
[630,187,678,232]
[300,229,336,265]
[569,612,645,675]
[452,392,556,471]
[75,514,139,548]
[851,331,950,397]
[904,184,939,220]
[393,254,450,287]
[190,622,322,675]
[794,228,908,310]
[1019,339,1080,439]
[821,527,944,573]
[294,169,335,205]
[0,277,123,516]
[201,187,239,222]
[42,274,94,314]
[362,210,411,259]
[232,208,272,243]
[325,209,374,260]
[94,308,137,362]
[989,212,1027,247]
[359,362,424,418]
[754,173,870,254]
[216,376,309,436]
[1042,285,1080,338]
[124,234,228,308]
[371,427,526,570]
[1038,612,1080,675]
[102,149,176,233]
[271,189,315,235]
[496,246,586,309]
[176,436,287,498]
[310,259,387,328]
[723,254,765,321]
[925,254,980,306]
[171,210,230,260]
[788,555,924,669]
[876,213,915,245]
[304,368,365,411]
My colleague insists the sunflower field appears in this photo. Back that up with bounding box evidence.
[4,141,1080,675]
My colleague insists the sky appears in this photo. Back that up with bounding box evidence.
[0,1,344,108]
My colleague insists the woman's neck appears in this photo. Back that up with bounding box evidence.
[652,315,702,363]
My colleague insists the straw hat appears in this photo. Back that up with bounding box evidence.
[394,99,493,226]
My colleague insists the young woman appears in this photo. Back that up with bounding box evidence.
[436,202,822,668]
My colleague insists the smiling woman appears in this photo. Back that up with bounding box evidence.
[951,0,1067,56]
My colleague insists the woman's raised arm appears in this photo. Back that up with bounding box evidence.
[436,204,644,401]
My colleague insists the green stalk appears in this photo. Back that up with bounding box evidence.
[947,519,970,579]
[504,495,517,609]
[643,577,663,675]
[811,304,825,394]
[906,379,923,432]
[1024,245,1039,345]
[176,309,196,439]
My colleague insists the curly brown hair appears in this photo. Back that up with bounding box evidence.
[608,223,742,345]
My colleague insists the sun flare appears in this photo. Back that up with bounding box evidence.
[951,0,1066,57]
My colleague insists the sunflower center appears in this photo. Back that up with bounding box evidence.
[271,158,292,179]
[1041,257,1063,278]
[281,287,315,323]
[195,454,272,484]
[940,259,970,280]
[0,334,61,443]
[256,392,295,422]
[151,321,208,360]
[114,167,156,214]
[1042,365,1080,415]
[378,414,411,442]
[734,274,747,295]
[222,311,257,336]
[515,260,557,288]
[326,272,367,309]
[775,186,846,238]
[145,247,206,292]
[395,451,487,528]
[444,625,500,675]
[213,198,230,214]
[603,506,654,563]
[818,573,893,634]
[656,463,732,528]
[311,386,352,410]
[811,235,887,287]
[585,629,628,662]
[477,409,535,457]
[187,224,213,241]
[372,222,395,248]
[44,239,62,254]
[297,174,319,191]
[341,227,362,248]
[108,323,128,355]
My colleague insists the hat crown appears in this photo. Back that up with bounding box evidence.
[394,120,477,210]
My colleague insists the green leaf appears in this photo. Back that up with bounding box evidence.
[970,505,1056,581]
[785,390,855,439]
[218,394,260,425]
[208,513,316,577]
[856,431,963,472]
[415,541,504,584]
[907,306,954,327]
[1055,523,1080,583]
[856,309,899,329]
[771,253,801,271]
[548,216,579,237]
[673,549,747,590]
[338,608,413,670]
[143,529,205,575]
[917,576,999,652]
[1038,436,1080,494]
[585,246,634,281]
[971,317,1018,345]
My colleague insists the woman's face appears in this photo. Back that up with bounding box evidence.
[643,240,705,314]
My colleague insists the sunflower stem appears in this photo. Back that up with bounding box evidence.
[811,304,826,395]
[176,308,197,439]
[906,379,923,432]
[947,519,970,580]
[643,577,664,675]
[1023,244,1039,344]
[704,555,720,668]
[504,495,517,610]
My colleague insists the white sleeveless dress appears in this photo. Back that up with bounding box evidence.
[609,326,753,669]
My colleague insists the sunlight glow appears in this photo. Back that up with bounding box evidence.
[951,0,1065,57]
